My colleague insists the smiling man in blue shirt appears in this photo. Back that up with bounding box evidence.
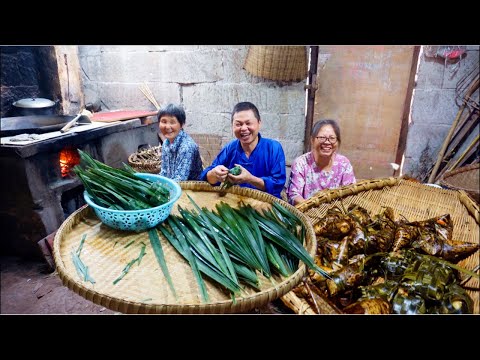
[200,102,286,198]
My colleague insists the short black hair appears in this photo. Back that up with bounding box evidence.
[157,103,186,126]
[231,102,260,122]
[311,119,341,145]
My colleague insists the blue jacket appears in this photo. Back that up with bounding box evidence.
[200,133,286,198]
[161,130,203,181]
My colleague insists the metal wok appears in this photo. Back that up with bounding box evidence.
[1,115,86,137]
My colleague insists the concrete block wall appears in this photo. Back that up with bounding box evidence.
[78,45,306,166]
[403,45,479,181]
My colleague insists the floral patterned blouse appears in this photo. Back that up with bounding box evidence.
[286,152,356,204]
[160,130,203,181]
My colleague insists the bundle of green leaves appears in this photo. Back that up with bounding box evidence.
[158,196,330,302]
[74,149,170,210]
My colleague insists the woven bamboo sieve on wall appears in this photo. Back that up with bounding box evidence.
[189,133,223,168]
[440,163,480,204]
[243,46,308,82]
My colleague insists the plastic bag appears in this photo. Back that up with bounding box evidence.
[423,45,467,75]
[423,45,466,59]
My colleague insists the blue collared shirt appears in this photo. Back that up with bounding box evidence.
[200,133,286,198]
[160,130,203,181]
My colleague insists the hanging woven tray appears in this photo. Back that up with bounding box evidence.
[53,182,316,314]
[281,177,480,314]
[439,163,479,204]
[243,46,308,82]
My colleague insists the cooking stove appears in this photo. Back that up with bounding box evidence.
[0,118,159,258]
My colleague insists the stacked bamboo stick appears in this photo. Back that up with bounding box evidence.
[139,83,161,110]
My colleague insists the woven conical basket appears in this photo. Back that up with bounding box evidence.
[243,46,308,82]
[53,182,316,314]
[281,177,480,314]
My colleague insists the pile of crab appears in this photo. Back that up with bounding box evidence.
[294,204,480,314]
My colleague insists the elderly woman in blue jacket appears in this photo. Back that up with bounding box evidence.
[158,103,203,181]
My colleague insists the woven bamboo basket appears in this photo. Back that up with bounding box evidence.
[281,177,480,314]
[53,182,316,314]
[440,163,479,204]
[243,46,308,82]
[127,145,161,174]
[189,133,223,168]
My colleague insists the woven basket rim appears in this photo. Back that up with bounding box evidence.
[53,182,316,314]
[296,176,479,219]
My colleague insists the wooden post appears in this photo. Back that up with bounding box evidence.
[394,46,420,176]
[54,46,84,115]
[304,46,319,154]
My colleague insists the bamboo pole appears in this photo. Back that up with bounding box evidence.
[444,110,478,161]
[304,46,319,154]
[428,76,479,183]
[441,134,479,176]
[435,116,479,181]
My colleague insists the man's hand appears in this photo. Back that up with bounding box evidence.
[228,164,265,191]
[206,165,229,185]
[227,164,251,185]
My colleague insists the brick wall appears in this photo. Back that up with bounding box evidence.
[78,45,306,166]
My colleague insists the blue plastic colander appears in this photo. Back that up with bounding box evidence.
[83,173,182,232]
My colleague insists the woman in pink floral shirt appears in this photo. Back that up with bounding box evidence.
[287,119,356,205]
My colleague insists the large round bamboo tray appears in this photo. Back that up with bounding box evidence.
[281,177,480,314]
[53,182,316,314]
[439,163,479,204]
